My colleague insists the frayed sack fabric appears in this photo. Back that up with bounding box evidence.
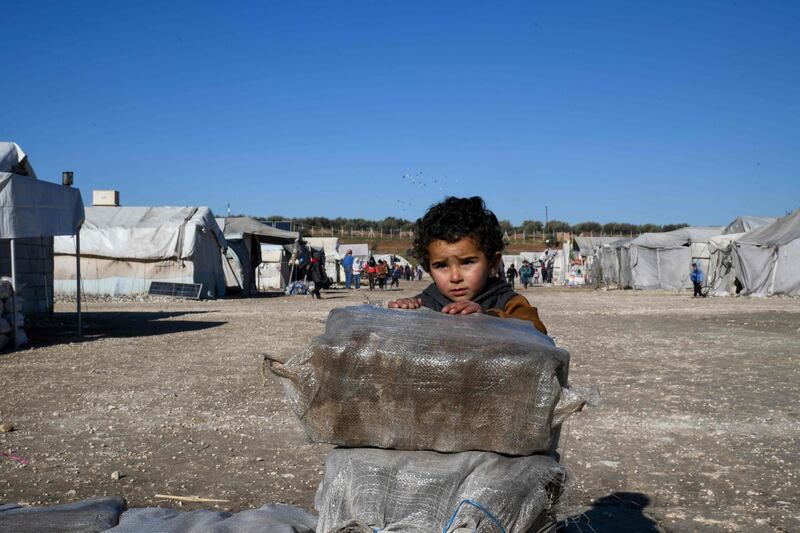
[268,305,585,456]
[315,448,566,533]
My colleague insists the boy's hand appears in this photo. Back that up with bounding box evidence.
[441,301,482,315]
[388,297,423,309]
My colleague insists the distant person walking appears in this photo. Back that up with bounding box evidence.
[506,264,518,289]
[533,267,540,284]
[404,264,412,281]
[519,260,532,289]
[308,257,326,299]
[416,266,423,281]
[377,260,389,290]
[367,257,377,290]
[390,264,402,288]
[353,257,363,290]
[691,262,705,297]
[342,249,354,289]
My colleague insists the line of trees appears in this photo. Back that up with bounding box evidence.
[257,215,689,236]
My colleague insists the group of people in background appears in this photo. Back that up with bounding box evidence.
[500,259,550,289]
[341,250,424,291]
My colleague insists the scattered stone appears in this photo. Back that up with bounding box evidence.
[0,423,14,433]
[111,471,121,480]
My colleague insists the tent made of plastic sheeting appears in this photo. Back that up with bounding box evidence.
[54,206,227,298]
[0,171,84,318]
[0,142,37,178]
[594,238,633,288]
[216,217,297,294]
[341,243,370,260]
[707,233,746,296]
[257,243,292,290]
[628,227,723,290]
[723,216,777,235]
[0,173,84,240]
[305,237,342,281]
[373,253,413,268]
[217,216,298,244]
[732,209,800,297]
[573,236,619,255]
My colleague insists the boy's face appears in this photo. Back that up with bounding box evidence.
[427,237,499,302]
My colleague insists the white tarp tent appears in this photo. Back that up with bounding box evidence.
[628,227,723,290]
[707,232,745,296]
[595,238,632,288]
[54,206,227,298]
[257,243,291,290]
[342,243,370,260]
[0,142,84,321]
[0,142,37,178]
[732,209,800,297]
[216,216,298,294]
[723,216,777,235]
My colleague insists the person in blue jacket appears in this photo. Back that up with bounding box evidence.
[691,262,705,297]
[341,249,355,289]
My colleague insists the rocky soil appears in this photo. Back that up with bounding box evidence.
[1,283,798,532]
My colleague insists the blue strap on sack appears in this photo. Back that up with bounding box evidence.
[442,499,506,533]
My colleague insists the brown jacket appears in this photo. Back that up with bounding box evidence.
[485,294,547,334]
[417,278,548,335]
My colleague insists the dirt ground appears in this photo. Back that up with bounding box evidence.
[1,283,798,532]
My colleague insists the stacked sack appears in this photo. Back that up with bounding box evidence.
[269,305,586,533]
[0,278,26,350]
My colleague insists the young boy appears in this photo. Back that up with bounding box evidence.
[388,196,547,334]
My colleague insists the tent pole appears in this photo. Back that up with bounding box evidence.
[10,239,18,348]
[76,232,82,338]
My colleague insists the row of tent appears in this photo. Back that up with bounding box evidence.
[52,210,410,299]
[585,213,800,297]
[3,141,417,309]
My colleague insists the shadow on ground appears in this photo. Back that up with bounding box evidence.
[559,492,663,532]
[25,311,226,348]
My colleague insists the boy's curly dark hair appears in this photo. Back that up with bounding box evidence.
[413,196,504,271]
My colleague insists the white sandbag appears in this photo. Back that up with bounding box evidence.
[316,448,565,533]
[269,305,583,455]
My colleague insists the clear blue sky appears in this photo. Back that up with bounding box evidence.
[3,1,798,226]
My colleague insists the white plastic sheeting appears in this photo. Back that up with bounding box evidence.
[216,216,298,243]
[0,142,36,178]
[723,216,777,235]
[732,209,800,297]
[54,206,227,298]
[0,173,84,239]
[258,243,291,290]
[628,227,723,290]
[55,206,226,260]
[707,233,745,296]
